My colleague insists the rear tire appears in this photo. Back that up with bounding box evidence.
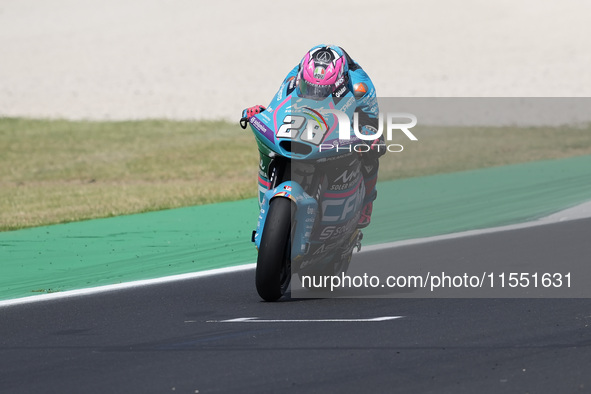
[256,198,293,301]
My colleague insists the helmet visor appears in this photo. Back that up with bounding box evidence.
[298,78,335,100]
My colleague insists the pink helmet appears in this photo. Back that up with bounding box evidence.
[297,45,348,100]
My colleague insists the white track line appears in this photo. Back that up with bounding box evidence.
[2,201,590,308]
[0,264,255,308]
[206,316,403,323]
[361,200,591,253]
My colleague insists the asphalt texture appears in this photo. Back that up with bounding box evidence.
[1,218,591,393]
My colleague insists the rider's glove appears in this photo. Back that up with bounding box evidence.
[365,137,386,160]
[356,121,385,160]
[242,105,266,120]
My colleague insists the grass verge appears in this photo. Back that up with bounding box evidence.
[1,117,590,231]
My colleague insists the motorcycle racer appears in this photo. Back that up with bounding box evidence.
[243,44,384,228]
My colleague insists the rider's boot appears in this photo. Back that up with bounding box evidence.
[357,201,373,229]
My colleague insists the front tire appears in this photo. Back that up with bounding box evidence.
[256,197,294,301]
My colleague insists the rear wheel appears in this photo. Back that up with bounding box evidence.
[256,197,294,301]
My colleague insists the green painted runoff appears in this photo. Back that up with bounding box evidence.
[1,155,590,301]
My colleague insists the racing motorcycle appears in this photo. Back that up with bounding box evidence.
[240,89,366,302]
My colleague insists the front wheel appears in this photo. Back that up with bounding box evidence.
[256,197,294,301]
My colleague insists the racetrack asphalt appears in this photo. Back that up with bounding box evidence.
[1,218,591,393]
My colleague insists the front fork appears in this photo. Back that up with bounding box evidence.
[253,181,318,263]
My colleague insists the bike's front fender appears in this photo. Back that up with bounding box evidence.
[253,181,318,261]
